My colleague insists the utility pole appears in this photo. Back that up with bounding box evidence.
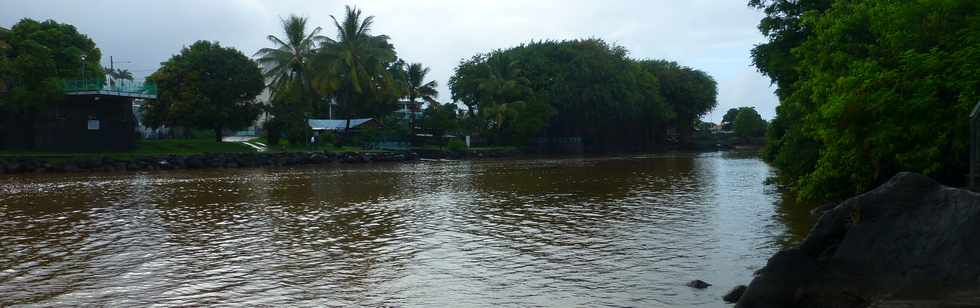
[107,56,132,89]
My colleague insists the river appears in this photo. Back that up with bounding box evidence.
[0,152,813,307]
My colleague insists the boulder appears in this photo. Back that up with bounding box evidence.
[737,172,980,308]
[686,279,712,289]
[724,285,747,303]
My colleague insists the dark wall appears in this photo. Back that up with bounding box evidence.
[29,95,137,152]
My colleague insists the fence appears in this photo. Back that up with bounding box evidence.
[63,79,157,96]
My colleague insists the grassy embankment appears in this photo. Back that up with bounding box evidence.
[0,138,256,161]
[0,137,518,161]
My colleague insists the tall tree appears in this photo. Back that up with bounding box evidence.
[721,108,740,128]
[754,0,980,201]
[749,0,831,194]
[732,107,765,140]
[0,19,103,149]
[254,15,324,99]
[0,26,9,53]
[404,62,438,132]
[0,26,10,94]
[145,41,265,142]
[255,15,325,144]
[314,5,397,130]
[105,68,133,83]
[639,60,718,145]
[450,39,695,149]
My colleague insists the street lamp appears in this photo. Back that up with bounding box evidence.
[80,55,87,86]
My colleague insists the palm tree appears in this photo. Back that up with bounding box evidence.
[254,15,324,99]
[474,55,532,140]
[405,62,438,132]
[0,27,9,52]
[315,5,397,130]
[112,68,133,81]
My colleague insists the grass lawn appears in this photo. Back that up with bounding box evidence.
[0,137,516,160]
[0,138,255,160]
[131,138,255,155]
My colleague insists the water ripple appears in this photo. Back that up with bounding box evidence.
[0,153,812,307]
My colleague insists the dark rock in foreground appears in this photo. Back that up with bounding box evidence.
[724,285,747,303]
[736,172,980,308]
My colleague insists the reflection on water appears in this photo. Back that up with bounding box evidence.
[0,152,813,307]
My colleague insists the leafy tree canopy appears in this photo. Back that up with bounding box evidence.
[144,40,265,142]
[754,0,980,201]
[421,101,460,138]
[0,18,103,113]
[450,39,714,150]
[732,107,766,139]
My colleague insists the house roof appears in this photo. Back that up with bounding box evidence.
[308,118,373,130]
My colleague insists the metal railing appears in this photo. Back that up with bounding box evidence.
[63,79,157,96]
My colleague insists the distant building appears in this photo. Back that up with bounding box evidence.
[394,100,423,122]
[308,118,377,131]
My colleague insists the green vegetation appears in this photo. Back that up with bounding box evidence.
[638,60,718,144]
[105,68,133,81]
[722,107,766,141]
[313,6,399,130]
[752,0,980,201]
[0,138,253,159]
[734,109,765,141]
[421,102,462,138]
[0,19,105,148]
[255,15,322,145]
[143,41,265,142]
[256,7,438,146]
[403,62,439,132]
[449,39,717,150]
[131,138,254,155]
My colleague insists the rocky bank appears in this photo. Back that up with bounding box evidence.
[735,172,980,307]
[0,148,522,175]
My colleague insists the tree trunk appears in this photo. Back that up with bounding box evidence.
[409,95,417,134]
[214,126,223,143]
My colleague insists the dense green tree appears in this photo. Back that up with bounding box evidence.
[314,5,398,131]
[448,54,488,116]
[733,107,766,140]
[145,41,265,142]
[749,0,830,193]
[721,107,744,129]
[748,0,831,99]
[0,19,103,113]
[420,101,460,138]
[0,26,11,93]
[0,19,104,148]
[450,39,694,150]
[639,60,718,144]
[404,62,438,131]
[753,0,980,201]
[0,26,9,49]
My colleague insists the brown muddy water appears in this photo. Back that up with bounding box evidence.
[0,152,813,307]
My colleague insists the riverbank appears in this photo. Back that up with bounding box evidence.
[0,147,526,175]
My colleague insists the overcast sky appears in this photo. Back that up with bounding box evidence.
[2,0,778,122]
